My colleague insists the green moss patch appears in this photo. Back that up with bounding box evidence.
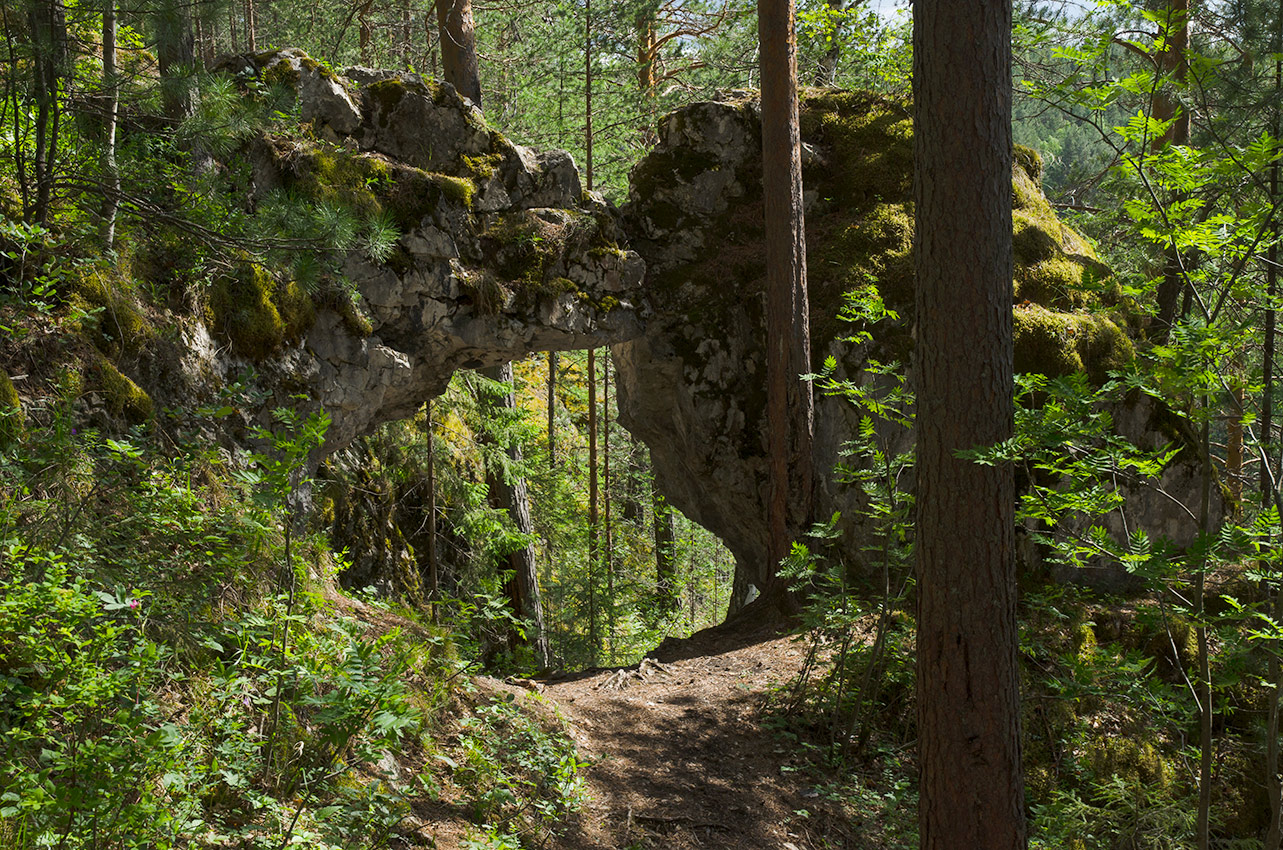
[380,167,474,229]
[0,371,24,446]
[1014,304,1134,383]
[91,354,154,424]
[208,262,315,361]
[1085,737,1169,789]
[69,268,155,360]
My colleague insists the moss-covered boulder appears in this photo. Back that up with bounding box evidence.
[192,49,644,452]
[614,91,1198,603]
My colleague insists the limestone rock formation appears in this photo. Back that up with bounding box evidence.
[196,49,644,452]
[615,91,1211,602]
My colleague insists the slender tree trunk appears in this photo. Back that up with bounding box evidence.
[436,0,481,104]
[1267,31,1283,842]
[481,364,550,667]
[653,488,678,612]
[913,2,1025,848]
[604,350,614,661]
[29,0,66,226]
[101,1,120,249]
[813,0,848,86]
[588,348,599,662]
[425,401,439,621]
[1154,0,1191,338]
[358,0,374,65]
[245,0,256,51]
[548,351,558,467]
[585,0,594,191]
[1228,372,1244,508]
[1266,14,1282,849]
[1195,412,1213,850]
[759,0,813,613]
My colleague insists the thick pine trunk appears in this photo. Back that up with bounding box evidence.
[759,0,813,610]
[157,0,195,124]
[913,1,1025,848]
[437,0,481,104]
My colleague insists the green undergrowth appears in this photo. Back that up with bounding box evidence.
[0,396,584,850]
[767,569,1270,849]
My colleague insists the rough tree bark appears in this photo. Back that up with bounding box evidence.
[588,348,600,662]
[913,1,1026,848]
[759,0,813,611]
[436,0,481,104]
[1267,11,1283,842]
[547,353,557,467]
[28,0,67,226]
[156,0,195,124]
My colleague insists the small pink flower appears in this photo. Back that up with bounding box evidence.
[128,599,141,610]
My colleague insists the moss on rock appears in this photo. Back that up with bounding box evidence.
[92,354,154,424]
[0,371,23,446]
[208,262,315,361]
[1014,304,1134,384]
[1085,737,1169,789]
[380,166,474,229]
[70,268,154,360]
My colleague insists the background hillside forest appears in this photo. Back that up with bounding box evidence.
[5,0,1283,847]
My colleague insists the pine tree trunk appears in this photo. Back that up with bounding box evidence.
[759,0,813,612]
[425,401,439,620]
[547,351,558,467]
[604,350,615,660]
[1265,14,1282,848]
[29,0,66,226]
[436,0,481,105]
[157,0,195,124]
[913,1,1025,847]
[245,0,256,51]
[588,348,599,662]
[584,0,594,191]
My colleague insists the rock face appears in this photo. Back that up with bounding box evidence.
[615,91,1211,602]
[197,50,645,452]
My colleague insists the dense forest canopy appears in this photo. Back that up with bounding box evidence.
[3,0,1283,847]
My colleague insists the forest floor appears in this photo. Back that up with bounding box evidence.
[543,621,845,850]
[404,611,890,850]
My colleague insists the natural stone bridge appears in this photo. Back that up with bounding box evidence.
[175,50,1208,601]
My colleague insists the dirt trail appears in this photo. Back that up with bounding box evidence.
[540,623,847,850]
